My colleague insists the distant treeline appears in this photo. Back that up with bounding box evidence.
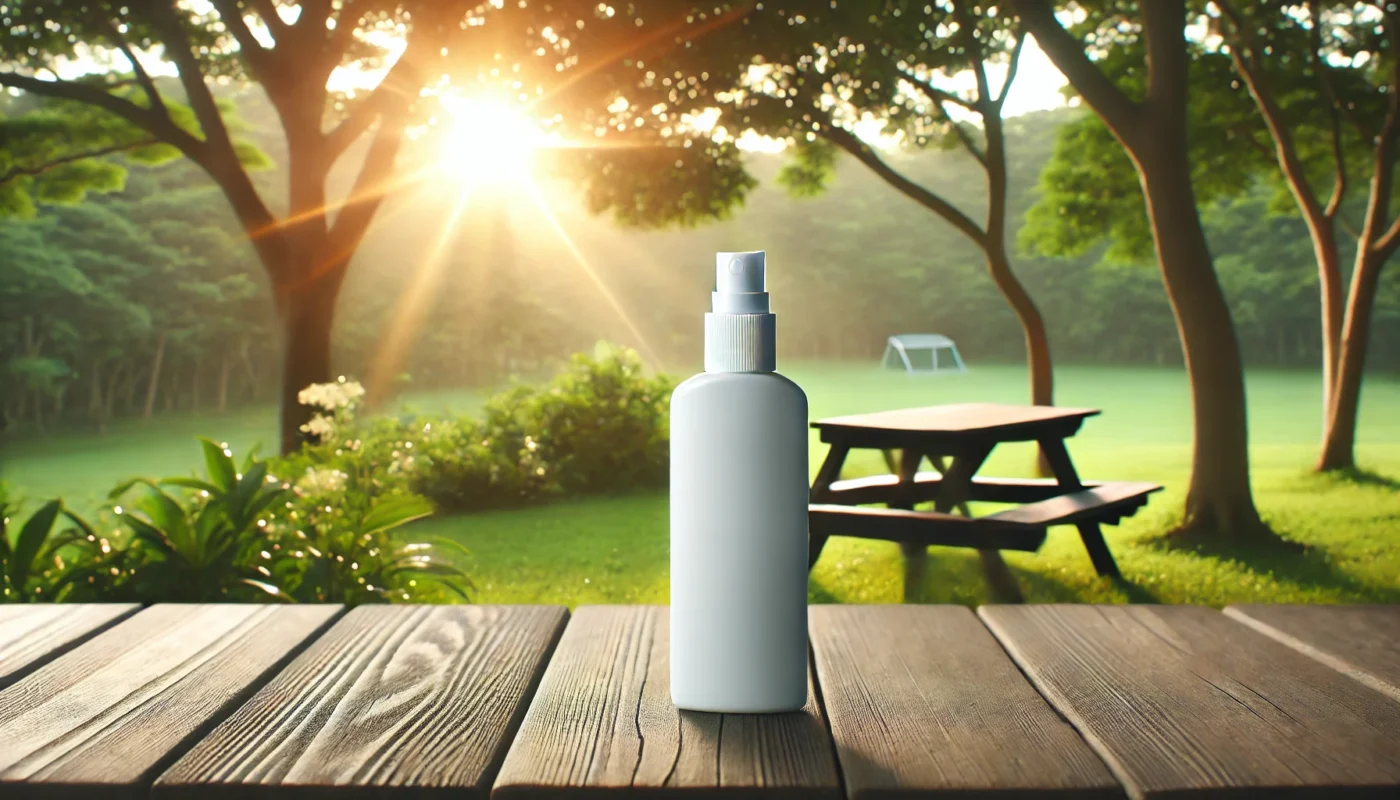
[2,104,1396,432]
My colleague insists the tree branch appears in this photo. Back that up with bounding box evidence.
[249,0,291,42]
[953,0,992,107]
[1218,0,1327,224]
[209,0,281,92]
[1309,0,1347,218]
[0,139,156,185]
[93,13,166,116]
[142,5,239,160]
[821,123,987,248]
[995,30,1028,110]
[899,70,979,114]
[323,115,408,271]
[1361,9,1400,258]
[1007,0,1141,139]
[0,72,205,161]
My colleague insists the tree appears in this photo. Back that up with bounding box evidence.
[1009,0,1276,540]
[1210,0,1399,471]
[512,1,1058,421]
[0,1,492,452]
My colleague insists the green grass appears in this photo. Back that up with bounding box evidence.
[0,387,492,514]
[4,361,1399,607]
[417,362,1400,608]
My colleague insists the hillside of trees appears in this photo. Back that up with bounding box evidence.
[3,95,1397,434]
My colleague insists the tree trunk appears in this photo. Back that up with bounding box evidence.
[1318,249,1387,470]
[1309,219,1345,422]
[983,110,1055,476]
[143,331,168,421]
[218,352,232,414]
[191,363,201,413]
[87,360,103,419]
[1136,147,1269,539]
[277,263,348,454]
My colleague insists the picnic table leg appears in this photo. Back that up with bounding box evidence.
[808,440,851,570]
[1038,437,1122,579]
[890,448,930,602]
[929,453,1025,604]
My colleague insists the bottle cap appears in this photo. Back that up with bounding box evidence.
[705,250,776,372]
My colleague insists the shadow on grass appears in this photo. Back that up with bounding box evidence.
[1146,526,1400,604]
[1326,466,1400,490]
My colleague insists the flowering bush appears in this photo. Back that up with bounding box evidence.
[281,345,673,515]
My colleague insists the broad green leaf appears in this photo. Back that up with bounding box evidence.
[200,437,237,493]
[160,477,223,495]
[359,495,435,536]
[9,499,61,591]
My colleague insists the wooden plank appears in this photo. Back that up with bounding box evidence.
[810,605,1121,799]
[824,472,1105,506]
[981,604,1400,798]
[0,604,138,689]
[0,603,339,800]
[984,482,1161,527]
[493,605,841,799]
[1224,605,1400,703]
[813,403,1099,443]
[809,504,1047,552]
[154,604,567,800]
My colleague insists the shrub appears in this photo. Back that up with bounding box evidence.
[405,344,674,512]
[0,482,118,602]
[87,436,472,605]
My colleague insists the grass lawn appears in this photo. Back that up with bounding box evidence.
[3,361,1398,607]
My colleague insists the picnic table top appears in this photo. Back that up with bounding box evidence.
[813,402,1102,442]
[2,601,1398,799]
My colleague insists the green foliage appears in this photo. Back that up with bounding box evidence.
[0,483,114,602]
[0,438,471,606]
[279,346,674,516]
[106,439,290,601]
[777,140,838,198]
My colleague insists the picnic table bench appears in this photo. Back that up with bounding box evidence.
[2,602,1398,798]
[809,403,1162,601]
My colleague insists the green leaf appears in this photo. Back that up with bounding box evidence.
[136,485,192,553]
[232,140,273,171]
[160,477,223,495]
[359,495,435,536]
[9,499,61,591]
[200,437,237,493]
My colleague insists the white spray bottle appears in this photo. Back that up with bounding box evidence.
[669,250,809,713]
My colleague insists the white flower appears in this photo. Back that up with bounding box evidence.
[296,467,347,495]
[299,414,336,439]
[297,380,366,411]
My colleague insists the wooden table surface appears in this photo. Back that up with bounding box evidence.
[1,602,1397,799]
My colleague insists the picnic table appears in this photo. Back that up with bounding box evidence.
[1,602,1398,798]
[808,403,1162,601]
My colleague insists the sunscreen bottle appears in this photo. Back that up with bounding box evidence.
[669,250,809,713]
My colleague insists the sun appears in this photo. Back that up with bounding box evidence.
[436,94,544,186]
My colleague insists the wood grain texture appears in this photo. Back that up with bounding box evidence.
[810,605,1121,799]
[0,603,339,800]
[0,604,138,688]
[981,604,1400,798]
[154,604,567,800]
[492,605,842,799]
[1224,604,1400,703]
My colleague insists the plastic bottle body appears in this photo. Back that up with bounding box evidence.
[669,370,809,713]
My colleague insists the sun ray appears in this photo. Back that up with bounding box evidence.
[366,184,475,400]
[523,182,666,371]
